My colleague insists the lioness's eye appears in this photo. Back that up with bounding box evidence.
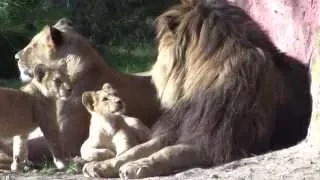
[102,97,108,101]
[54,78,62,85]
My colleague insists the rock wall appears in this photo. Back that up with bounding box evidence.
[229,0,320,64]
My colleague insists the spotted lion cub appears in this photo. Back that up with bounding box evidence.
[80,83,150,162]
[0,63,72,171]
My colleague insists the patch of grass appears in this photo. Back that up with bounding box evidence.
[102,43,156,73]
[21,159,82,176]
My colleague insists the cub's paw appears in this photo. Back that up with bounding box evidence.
[82,160,117,178]
[119,159,155,179]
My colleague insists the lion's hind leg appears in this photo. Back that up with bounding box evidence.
[119,144,208,179]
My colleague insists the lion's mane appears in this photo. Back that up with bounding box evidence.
[150,0,311,165]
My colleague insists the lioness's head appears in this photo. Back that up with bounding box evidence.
[32,62,72,99]
[14,18,96,82]
[82,83,125,116]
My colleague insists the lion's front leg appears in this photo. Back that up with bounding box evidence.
[11,135,30,171]
[83,135,166,178]
[38,117,65,170]
[119,144,208,179]
[80,146,115,161]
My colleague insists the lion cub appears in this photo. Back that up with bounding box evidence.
[0,63,72,171]
[80,83,150,161]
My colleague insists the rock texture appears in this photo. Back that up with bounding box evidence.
[229,0,320,64]
[1,143,319,179]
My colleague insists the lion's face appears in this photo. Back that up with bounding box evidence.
[15,25,64,82]
[33,63,72,99]
[82,83,125,116]
[151,8,186,108]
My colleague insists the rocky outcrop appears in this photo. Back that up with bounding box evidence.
[230,0,319,64]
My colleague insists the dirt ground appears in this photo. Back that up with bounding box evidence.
[1,142,319,180]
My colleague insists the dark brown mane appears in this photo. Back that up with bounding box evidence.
[152,0,311,164]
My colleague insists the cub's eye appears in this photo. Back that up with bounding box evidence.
[102,97,109,101]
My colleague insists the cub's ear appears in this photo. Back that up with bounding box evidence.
[34,64,47,82]
[82,92,94,112]
[48,25,63,47]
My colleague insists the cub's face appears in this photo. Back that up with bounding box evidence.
[14,24,64,82]
[82,84,125,116]
[33,64,72,99]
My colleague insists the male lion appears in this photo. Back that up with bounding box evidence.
[81,83,150,162]
[0,63,71,171]
[13,18,161,160]
[83,0,312,178]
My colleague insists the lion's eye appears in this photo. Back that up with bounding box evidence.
[102,97,109,101]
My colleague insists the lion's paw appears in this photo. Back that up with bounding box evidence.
[119,159,154,179]
[11,159,33,172]
[82,160,117,178]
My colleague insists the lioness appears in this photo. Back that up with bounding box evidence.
[13,19,161,159]
[81,83,150,162]
[0,63,71,171]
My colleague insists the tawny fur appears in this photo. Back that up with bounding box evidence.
[80,83,150,162]
[12,18,161,160]
[83,0,311,178]
[0,63,71,171]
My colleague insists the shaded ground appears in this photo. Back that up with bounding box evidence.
[1,142,319,180]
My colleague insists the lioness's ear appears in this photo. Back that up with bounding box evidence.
[49,25,63,47]
[102,83,112,91]
[181,0,196,7]
[34,64,47,82]
[82,92,94,112]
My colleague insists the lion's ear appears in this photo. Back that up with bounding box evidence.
[82,92,94,112]
[54,18,73,28]
[34,64,47,82]
[48,25,63,47]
